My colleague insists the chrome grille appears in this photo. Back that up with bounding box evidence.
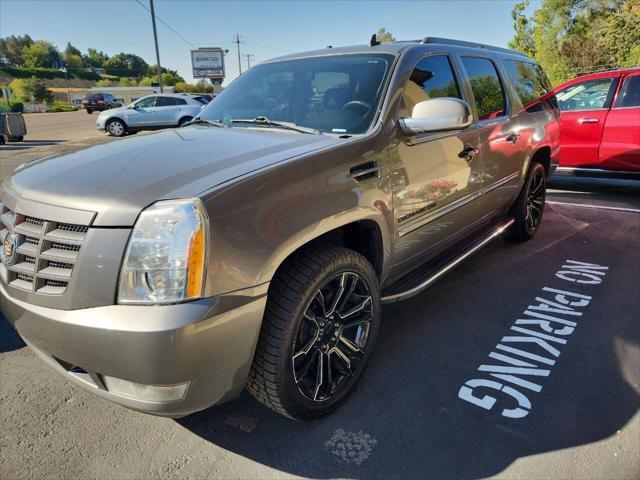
[0,202,88,295]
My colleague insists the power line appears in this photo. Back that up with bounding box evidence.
[134,0,197,49]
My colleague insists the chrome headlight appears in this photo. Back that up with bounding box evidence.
[118,198,209,304]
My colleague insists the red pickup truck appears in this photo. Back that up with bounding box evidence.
[553,67,640,175]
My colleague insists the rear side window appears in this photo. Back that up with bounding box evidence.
[502,60,552,108]
[461,57,506,120]
[157,97,178,106]
[614,75,640,108]
[401,55,461,115]
[176,98,187,105]
[556,79,613,111]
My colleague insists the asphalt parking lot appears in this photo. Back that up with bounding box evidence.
[0,169,638,479]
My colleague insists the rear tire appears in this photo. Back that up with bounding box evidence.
[106,118,127,137]
[86,109,93,114]
[504,161,546,242]
[247,245,380,420]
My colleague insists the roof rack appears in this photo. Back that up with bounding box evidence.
[420,37,525,56]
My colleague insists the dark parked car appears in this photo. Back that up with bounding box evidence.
[82,93,122,114]
[1,37,559,420]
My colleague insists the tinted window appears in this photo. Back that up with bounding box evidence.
[157,96,179,106]
[199,54,393,134]
[401,55,460,115]
[461,57,506,120]
[135,96,156,108]
[502,60,552,107]
[556,79,613,111]
[176,98,187,105]
[614,75,640,108]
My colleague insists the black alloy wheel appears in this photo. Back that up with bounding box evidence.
[293,271,373,402]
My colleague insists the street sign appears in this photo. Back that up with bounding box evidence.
[191,48,225,80]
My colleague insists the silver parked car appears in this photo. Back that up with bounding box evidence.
[96,93,206,136]
[1,37,559,420]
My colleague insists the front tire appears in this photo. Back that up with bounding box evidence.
[504,161,546,241]
[86,109,93,114]
[178,116,193,127]
[106,118,127,137]
[247,245,381,420]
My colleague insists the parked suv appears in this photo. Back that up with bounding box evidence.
[552,67,640,176]
[82,93,122,114]
[0,37,559,420]
[96,93,205,136]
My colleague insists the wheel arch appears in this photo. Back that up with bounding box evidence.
[259,215,389,287]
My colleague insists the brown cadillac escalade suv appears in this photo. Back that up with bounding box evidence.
[0,37,559,420]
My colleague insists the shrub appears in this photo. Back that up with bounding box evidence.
[0,100,9,113]
[47,101,75,112]
[10,102,24,112]
[0,66,100,81]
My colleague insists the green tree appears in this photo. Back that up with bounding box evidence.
[510,0,639,85]
[509,1,537,57]
[141,67,185,87]
[0,34,33,65]
[22,40,62,68]
[375,28,395,43]
[83,48,109,68]
[66,54,83,69]
[11,76,53,102]
[64,42,83,68]
[103,53,148,76]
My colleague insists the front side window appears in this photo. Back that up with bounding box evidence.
[400,55,461,116]
[614,75,640,108]
[199,54,394,134]
[556,79,613,111]
[502,60,552,108]
[461,57,507,120]
[135,96,157,108]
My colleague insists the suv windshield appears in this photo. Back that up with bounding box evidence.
[199,54,394,134]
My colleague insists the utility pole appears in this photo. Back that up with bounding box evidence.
[149,0,163,92]
[244,54,255,71]
[235,33,242,76]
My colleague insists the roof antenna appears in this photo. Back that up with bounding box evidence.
[370,34,380,47]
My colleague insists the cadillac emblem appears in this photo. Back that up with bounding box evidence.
[1,232,19,266]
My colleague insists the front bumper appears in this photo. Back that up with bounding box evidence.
[0,282,268,417]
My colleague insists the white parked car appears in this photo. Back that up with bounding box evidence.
[96,93,207,136]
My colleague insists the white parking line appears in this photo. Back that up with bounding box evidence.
[547,201,640,214]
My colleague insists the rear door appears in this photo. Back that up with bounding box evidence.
[599,72,640,171]
[456,55,523,216]
[155,96,182,125]
[555,76,618,167]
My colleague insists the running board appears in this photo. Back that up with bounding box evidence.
[553,167,640,181]
[381,218,514,304]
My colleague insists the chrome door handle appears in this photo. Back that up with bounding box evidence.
[458,145,479,162]
[505,133,520,144]
[578,118,599,124]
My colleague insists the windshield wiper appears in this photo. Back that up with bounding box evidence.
[229,116,321,135]
[181,117,227,128]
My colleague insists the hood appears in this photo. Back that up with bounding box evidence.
[4,127,339,226]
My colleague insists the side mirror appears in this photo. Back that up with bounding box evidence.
[127,104,137,110]
[399,97,472,135]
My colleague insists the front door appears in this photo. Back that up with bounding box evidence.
[387,54,485,280]
[600,72,640,171]
[555,76,618,167]
[125,96,158,127]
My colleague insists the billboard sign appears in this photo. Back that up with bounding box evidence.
[191,48,225,80]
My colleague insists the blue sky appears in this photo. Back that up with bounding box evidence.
[0,0,540,85]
